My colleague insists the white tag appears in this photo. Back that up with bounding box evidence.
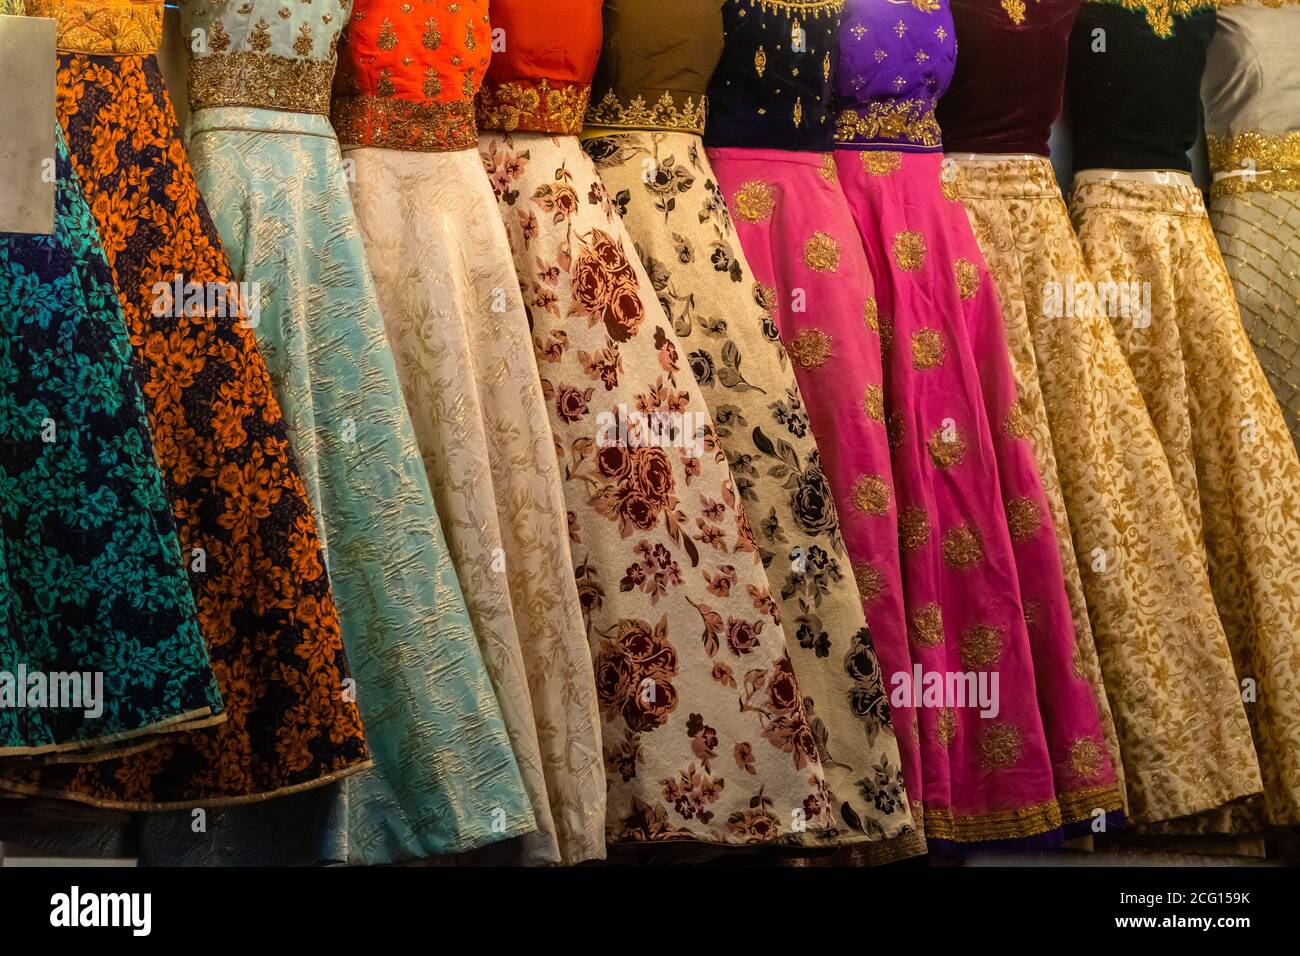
[0,16,57,235]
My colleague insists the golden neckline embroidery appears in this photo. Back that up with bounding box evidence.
[476,78,592,135]
[30,0,162,55]
[585,90,709,135]
[1087,0,1217,39]
[191,53,337,116]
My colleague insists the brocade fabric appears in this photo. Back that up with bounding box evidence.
[0,20,371,806]
[483,131,842,846]
[1,129,223,756]
[345,141,606,864]
[586,131,924,860]
[1071,177,1300,827]
[957,158,1263,824]
[705,0,845,151]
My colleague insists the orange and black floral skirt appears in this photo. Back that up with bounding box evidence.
[0,54,370,808]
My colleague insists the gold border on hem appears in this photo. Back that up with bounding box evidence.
[0,758,373,811]
[34,713,230,765]
[1058,783,1126,824]
[0,706,220,759]
[921,797,1063,842]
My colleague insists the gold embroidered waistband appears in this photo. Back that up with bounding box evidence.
[190,53,335,116]
[743,0,846,18]
[1207,130,1300,174]
[29,0,160,54]
[1212,169,1300,199]
[585,89,708,135]
[331,94,478,151]
[835,100,942,150]
[476,78,592,136]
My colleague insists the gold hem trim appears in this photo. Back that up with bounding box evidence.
[1058,783,1126,824]
[476,78,591,136]
[331,95,478,151]
[584,89,707,135]
[0,706,220,759]
[34,713,230,765]
[189,52,335,116]
[1210,168,1300,198]
[1207,130,1300,172]
[921,797,1063,842]
[0,758,373,811]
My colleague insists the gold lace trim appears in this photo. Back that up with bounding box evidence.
[190,53,335,115]
[1212,0,1297,5]
[1207,130,1300,173]
[921,797,1063,842]
[477,78,591,136]
[585,89,708,135]
[835,99,941,148]
[29,0,161,54]
[1211,169,1300,198]
[332,94,478,150]
[743,0,845,18]
[1088,0,1216,38]
[1058,783,1126,824]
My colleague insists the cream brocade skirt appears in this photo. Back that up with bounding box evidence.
[344,144,607,866]
[956,157,1263,826]
[1070,176,1300,828]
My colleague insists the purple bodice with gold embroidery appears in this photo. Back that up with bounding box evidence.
[833,0,955,150]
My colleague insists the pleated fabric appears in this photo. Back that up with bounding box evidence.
[835,148,1125,834]
[1071,176,1300,827]
[955,157,1263,825]
[1,127,223,756]
[344,143,605,865]
[483,132,841,847]
[185,102,535,861]
[586,131,925,862]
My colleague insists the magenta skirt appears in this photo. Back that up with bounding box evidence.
[711,146,1123,845]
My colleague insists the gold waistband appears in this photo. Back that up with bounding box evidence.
[28,0,160,55]
[189,53,335,116]
[1208,131,1300,197]
[331,94,478,151]
[585,89,708,136]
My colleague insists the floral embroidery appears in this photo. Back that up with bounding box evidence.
[851,474,892,516]
[862,150,902,175]
[898,505,930,551]
[803,231,841,272]
[1004,496,1043,542]
[788,328,834,369]
[910,602,944,646]
[733,180,776,222]
[953,257,980,300]
[910,327,945,369]
[959,625,1004,669]
[941,524,984,569]
[980,723,1023,769]
[926,425,967,468]
[892,229,926,271]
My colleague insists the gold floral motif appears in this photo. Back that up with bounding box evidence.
[893,229,926,271]
[910,603,944,646]
[787,328,833,370]
[861,151,902,176]
[863,296,879,332]
[585,90,708,135]
[192,52,336,113]
[1001,0,1026,24]
[376,66,395,97]
[1207,130,1300,174]
[249,16,272,52]
[803,231,840,272]
[1106,0,1217,40]
[1004,496,1043,542]
[852,562,884,604]
[912,0,939,10]
[898,506,930,551]
[942,524,983,569]
[910,327,944,369]
[1070,736,1104,779]
[476,78,592,136]
[835,99,942,147]
[819,153,838,182]
[927,425,966,468]
[960,625,1004,669]
[377,17,397,50]
[851,475,891,516]
[936,708,957,747]
[465,21,475,49]
[755,44,767,78]
[209,17,231,52]
[293,22,314,57]
[423,18,441,49]
[1003,397,1031,440]
[793,96,804,128]
[953,258,980,300]
[863,384,884,422]
[734,181,776,223]
[980,723,1023,769]
[423,68,442,98]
